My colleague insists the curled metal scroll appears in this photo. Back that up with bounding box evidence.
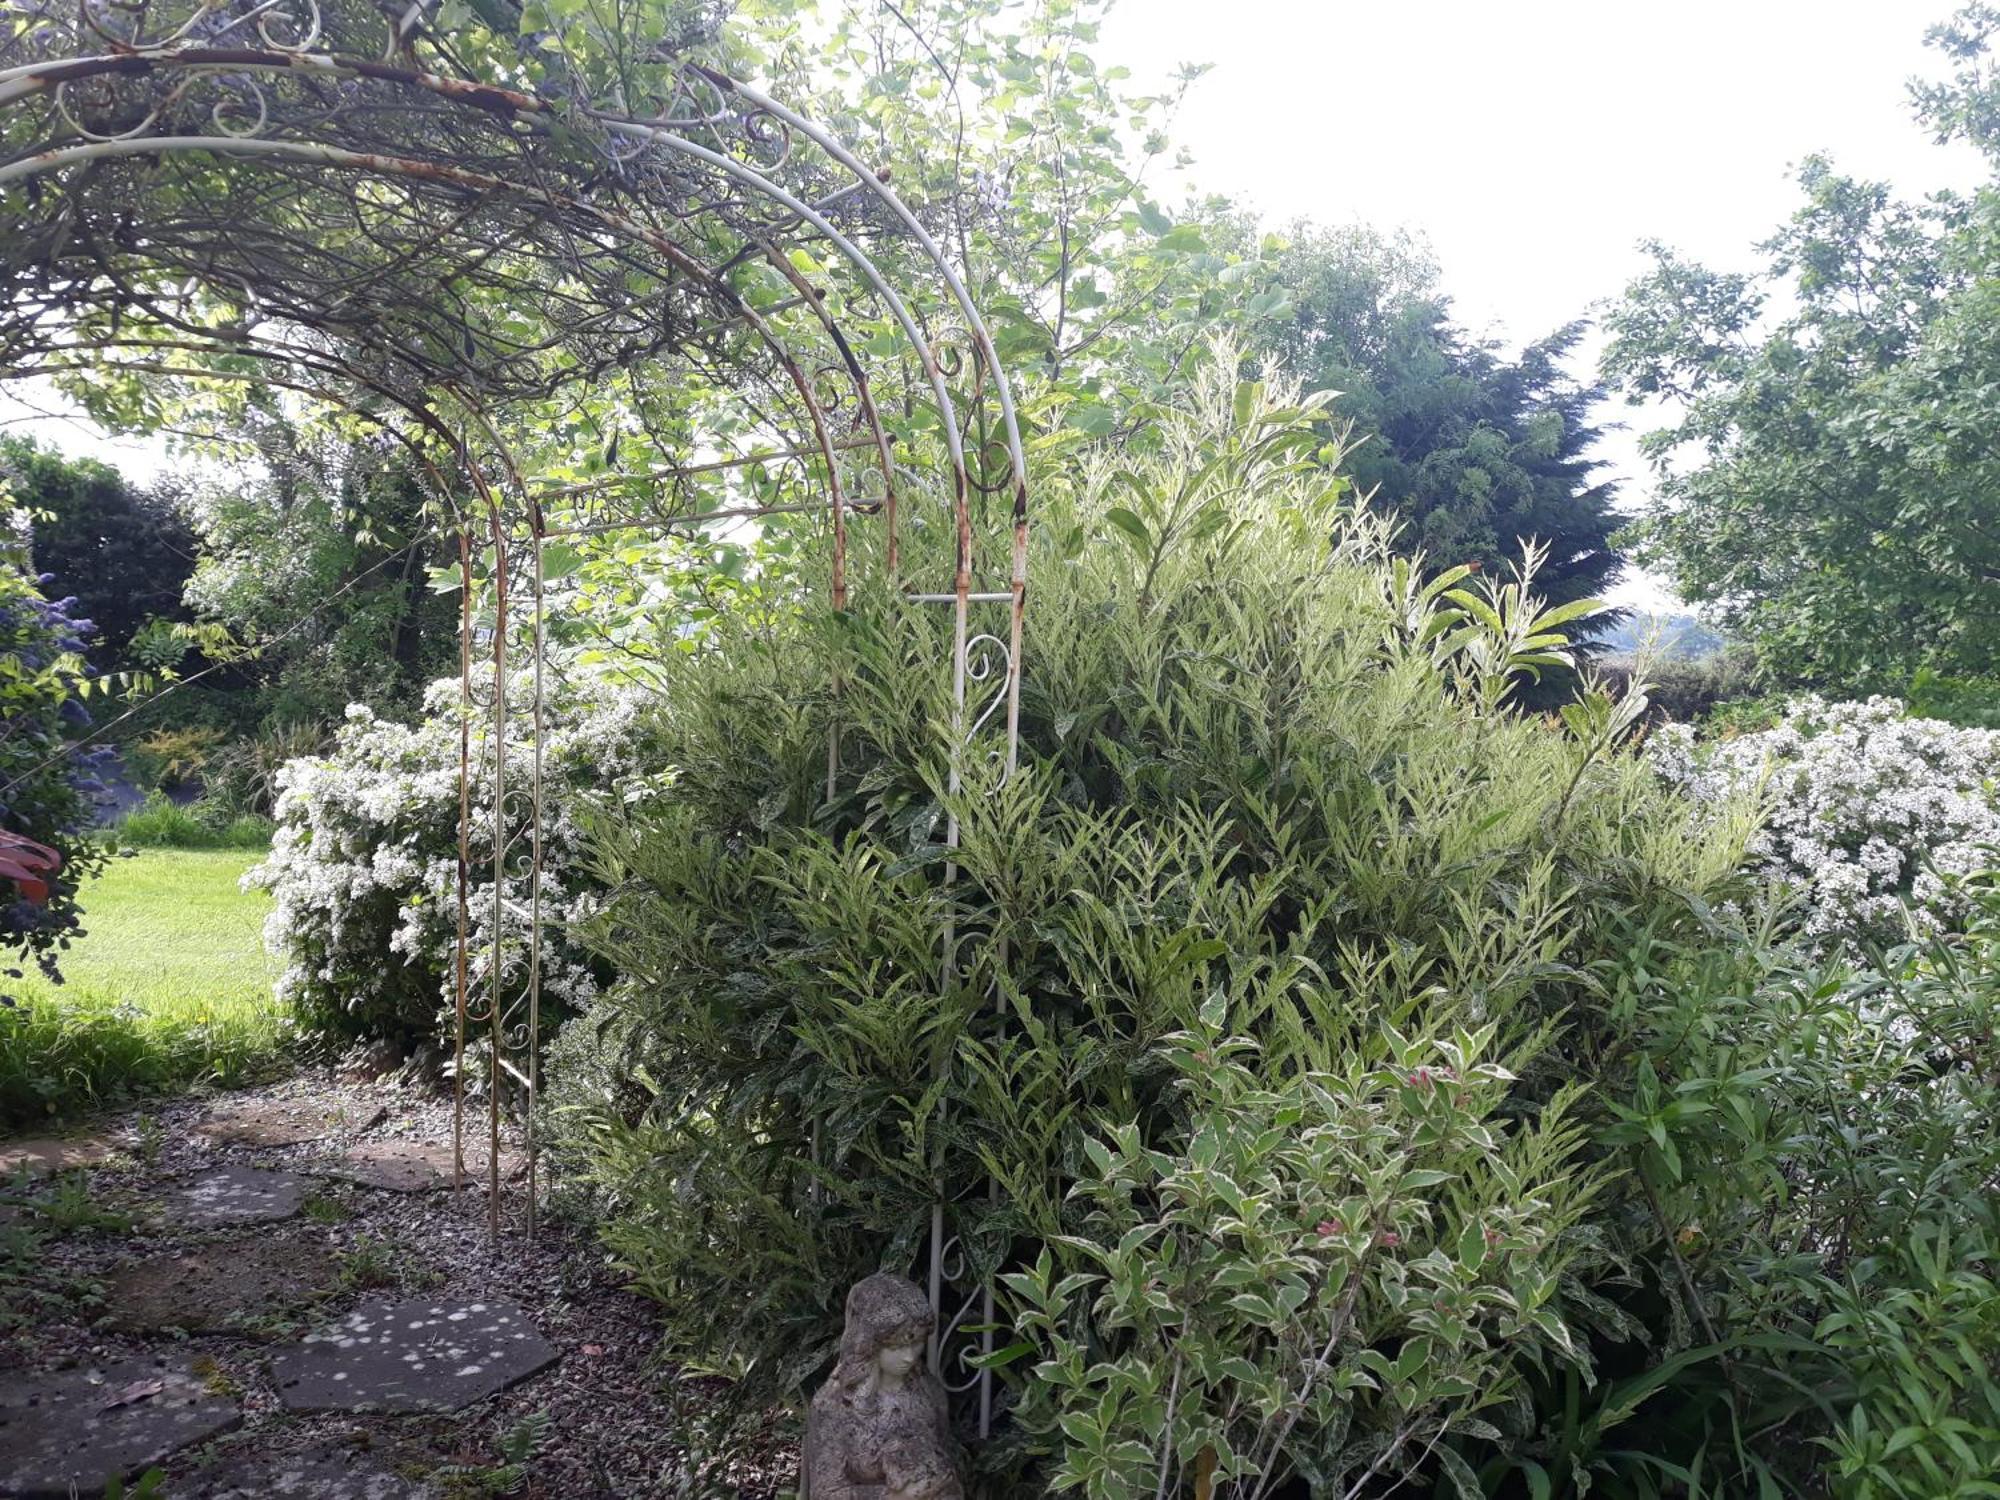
[932,1233,997,1403]
[963,632,1016,782]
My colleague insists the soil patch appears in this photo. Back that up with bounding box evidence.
[102,1237,341,1334]
[196,1096,370,1148]
[184,1437,434,1498]
[0,1135,114,1178]
[319,1139,524,1194]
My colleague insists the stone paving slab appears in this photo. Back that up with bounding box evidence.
[164,1165,307,1228]
[0,1135,113,1179]
[316,1140,524,1193]
[189,1439,434,1498]
[102,1238,341,1334]
[0,1356,241,1498]
[271,1295,557,1413]
[194,1096,352,1148]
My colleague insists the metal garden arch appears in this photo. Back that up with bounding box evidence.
[1,0,1026,1428]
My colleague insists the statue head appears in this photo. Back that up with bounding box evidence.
[833,1272,935,1395]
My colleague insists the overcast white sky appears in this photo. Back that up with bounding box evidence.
[1101,0,1989,608]
[0,389,176,485]
[7,1,1987,611]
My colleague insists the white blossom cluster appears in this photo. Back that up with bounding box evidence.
[1649,695,2000,945]
[248,677,658,1048]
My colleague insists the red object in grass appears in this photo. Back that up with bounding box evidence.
[0,830,61,905]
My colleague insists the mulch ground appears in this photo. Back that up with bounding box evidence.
[0,1073,796,1498]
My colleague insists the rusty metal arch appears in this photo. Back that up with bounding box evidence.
[2,0,1027,1426]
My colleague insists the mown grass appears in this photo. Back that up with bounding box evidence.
[0,849,287,1125]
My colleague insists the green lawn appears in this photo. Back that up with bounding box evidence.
[0,849,288,1126]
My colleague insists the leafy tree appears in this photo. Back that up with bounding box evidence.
[1260,224,1623,616]
[1603,6,2000,690]
[737,0,1290,437]
[181,415,458,730]
[0,438,195,670]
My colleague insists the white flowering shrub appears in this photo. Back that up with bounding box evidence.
[249,677,661,1053]
[1650,695,2000,944]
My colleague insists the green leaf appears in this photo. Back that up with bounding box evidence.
[1458,1219,1487,1273]
[1532,596,1606,632]
[1226,1292,1279,1323]
[1071,403,1118,438]
[971,1340,1038,1369]
[1103,507,1151,552]
[1436,1446,1483,1500]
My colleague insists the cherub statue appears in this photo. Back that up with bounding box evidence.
[803,1273,964,1500]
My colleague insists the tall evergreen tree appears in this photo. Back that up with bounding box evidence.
[1259,225,1623,616]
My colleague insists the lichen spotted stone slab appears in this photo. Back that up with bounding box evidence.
[271,1295,557,1413]
[0,1356,241,1498]
[102,1238,340,1334]
[317,1140,523,1194]
[163,1165,306,1228]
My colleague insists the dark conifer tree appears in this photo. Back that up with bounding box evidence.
[1261,226,1623,618]
[0,437,196,665]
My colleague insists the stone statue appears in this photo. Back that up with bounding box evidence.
[803,1273,964,1500]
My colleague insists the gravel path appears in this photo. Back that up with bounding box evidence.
[0,1074,796,1498]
